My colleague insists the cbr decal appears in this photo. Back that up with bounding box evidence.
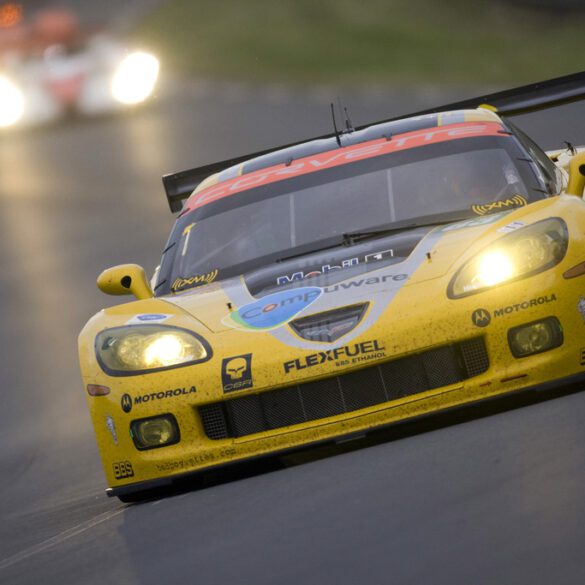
[172,269,219,292]
[223,286,322,331]
[222,354,253,393]
[471,194,527,216]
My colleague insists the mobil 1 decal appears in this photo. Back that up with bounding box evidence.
[222,354,253,393]
[276,249,396,286]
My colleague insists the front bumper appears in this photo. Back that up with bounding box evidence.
[82,257,585,497]
[106,368,585,498]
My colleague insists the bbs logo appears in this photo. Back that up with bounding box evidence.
[113,461,134,480]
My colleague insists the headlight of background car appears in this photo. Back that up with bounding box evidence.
[0,75,25,128]
[111,51,159,105]
[95,325,211,375]
[448,218,568,298]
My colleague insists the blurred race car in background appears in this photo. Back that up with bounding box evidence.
[0,4,159,128]
[79,70,585,501]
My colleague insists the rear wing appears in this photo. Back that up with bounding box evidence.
[163,70,585,213]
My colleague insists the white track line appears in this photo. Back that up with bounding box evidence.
[0,508,124,572]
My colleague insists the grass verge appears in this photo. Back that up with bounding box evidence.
[135,0,584,85]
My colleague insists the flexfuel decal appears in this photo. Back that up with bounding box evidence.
[284,339,386,373]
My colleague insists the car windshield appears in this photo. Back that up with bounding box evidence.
[156,135,547,295]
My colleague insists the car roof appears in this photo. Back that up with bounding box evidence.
[192,108,503,198]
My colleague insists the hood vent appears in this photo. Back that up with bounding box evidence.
[290,303,369,343]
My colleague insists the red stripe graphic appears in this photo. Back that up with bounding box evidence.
[184,121,505,214]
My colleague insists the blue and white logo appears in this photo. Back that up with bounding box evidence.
[126,314,172,325]
[224,287,322,331]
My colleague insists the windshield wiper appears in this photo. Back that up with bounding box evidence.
[276,240,350,263]
[276,211,474,264]
[341,210,475,245]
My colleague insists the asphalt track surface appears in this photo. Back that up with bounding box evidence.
[1,80,585,585]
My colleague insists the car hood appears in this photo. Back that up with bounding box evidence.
[162,200,560,337]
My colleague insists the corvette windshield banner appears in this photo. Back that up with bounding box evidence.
[185,121,505,213]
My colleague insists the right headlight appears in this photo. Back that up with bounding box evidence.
[448,218,568,298]
[96,325,211,376]
[0,75,25,128]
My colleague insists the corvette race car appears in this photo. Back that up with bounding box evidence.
[0,7,159,129]
[79,71,585,501]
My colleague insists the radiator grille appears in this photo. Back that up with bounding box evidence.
[198,338,488,440]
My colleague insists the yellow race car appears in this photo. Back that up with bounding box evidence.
[79,71,585,501]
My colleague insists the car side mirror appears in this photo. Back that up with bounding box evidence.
[97,264,154,300]
[566,151,585,197]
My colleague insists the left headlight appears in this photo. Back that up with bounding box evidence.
[0,75,25,128]
[111,51,159,105]
[95,325,211,375]
[448,218,568,298]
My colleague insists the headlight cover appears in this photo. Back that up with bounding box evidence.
[448,218,568,298]
[95,325,211,376]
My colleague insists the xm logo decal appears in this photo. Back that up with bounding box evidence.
[471,195,527,216]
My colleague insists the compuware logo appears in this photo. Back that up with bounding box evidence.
[223,287,322,331]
